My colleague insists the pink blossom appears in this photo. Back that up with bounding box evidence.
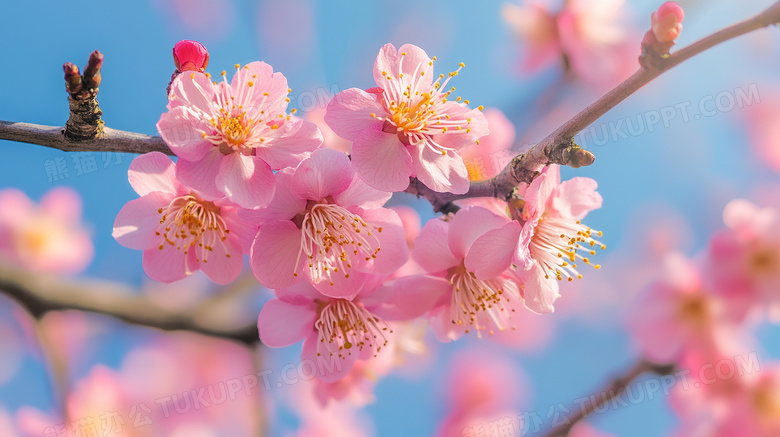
[158,62,322,208]
[173,40,209,72]
[436,347,528,437]
[503,0,636,87]
[305,105,352,154]
[626,253,744,364]
[0,187,93,274]
[113,152,255,284]
[746,100,780,172]
[514,165,604,314]
[412,206,523,341]
[569,422,616,437]
[670,363,780,437]
[459,108,517,181]
[248,148,409,297]
[707,199,780,320]
[325,43,489,194]
[257,275,449,382]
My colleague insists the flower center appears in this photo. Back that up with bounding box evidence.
[197,66,295,153]
[677,292,710,328]
[749,245,778,277]
[371,54,481,155]
[530,217,605,282]
[217,111,254,147]
[754,384,780,423]
[314,299,392,359]
[447,263,521,337]
[156,195,231,264]
[294,202,381,286]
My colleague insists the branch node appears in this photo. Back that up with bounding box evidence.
[64,51,104,141]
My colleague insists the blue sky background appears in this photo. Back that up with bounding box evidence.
[1,0,780,436]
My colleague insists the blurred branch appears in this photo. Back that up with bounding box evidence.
[32,321,71,425]
[0,265,259,346]
[543,359,676,437]
[406,0,780,212]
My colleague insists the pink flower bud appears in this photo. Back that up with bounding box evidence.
[651,2,684,43]
[172,40,209,72]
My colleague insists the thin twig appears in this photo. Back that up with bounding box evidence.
[0,265,258,346]
[406,1,780,211]
[543,359,676,437]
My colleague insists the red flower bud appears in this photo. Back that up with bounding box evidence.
[172,40,209,72]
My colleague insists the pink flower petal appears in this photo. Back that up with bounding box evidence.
[551,177,603,220]
[361,275,450,320]
[251,169,307,222]
[250,220,304,290]
[113,192,176,251]
[429,302,463,342]
[465,221,522,280]
[292,148,354,200]
[324,88,385,141]
[301,333,357,383]
[275,280,323,305]
[412,218,459,273]
[309,268,368,300]
[175,148,225,200]
[168,70,218,114]
[351,128,413,192]
[253,117,323,169]
[219,205,258,254]
[199,233,244,284]
[523,165,560,220]
[40,186,83,224]
[233,61,290,116]
[520,263,559,314]
[142,245,198,283]
[216,153,276,209]
[448,205,508,260]
[354,207,408,275]
[157,107,214,161]
[127,152,181,197]
[411,145,470,194]
[372,43,434,90]
[257,298,316,347]
[0,189,32,226]
[430,103,490,150]
[333,174,392,210]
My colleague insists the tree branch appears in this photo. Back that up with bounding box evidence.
[406,1,780,211]
[543,359,676,437]
[0,121,171,155]
[1,3,779,216]
[0,264,258,346]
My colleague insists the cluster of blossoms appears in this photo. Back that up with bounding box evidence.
[112,41,605,402]
[625,199,780,435]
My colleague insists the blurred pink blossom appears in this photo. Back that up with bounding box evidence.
[706,199,780,321]
[459,108,517,181]
[0,187,93,274]
[627,253,745,365]
[503,0,637,88]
